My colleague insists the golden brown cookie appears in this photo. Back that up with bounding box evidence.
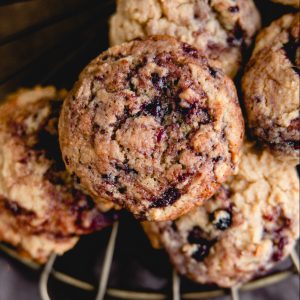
[142,222,163,249]
[143,142,299,287]
[242,14,300,160]
[0,87,118,263]
[109,0,261,77]
[59,36,244,221]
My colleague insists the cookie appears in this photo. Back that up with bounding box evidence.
[242,13,300,160]
[142,221,163,249]
[109,0,261,77]
[0,87,118,263]
[271,0,299,7]
[59,36,244,221]
[143,142,300,287]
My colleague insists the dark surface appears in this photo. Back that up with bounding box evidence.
[0,0,299,300]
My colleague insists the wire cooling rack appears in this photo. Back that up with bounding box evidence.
[0,221,299,300]
[0,1,299,299]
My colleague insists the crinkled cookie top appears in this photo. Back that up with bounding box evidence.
[59,36,244,221]
[242,13,300,160]
[109,0,261,77]
[143,142,299,287]
[0,87,117,262]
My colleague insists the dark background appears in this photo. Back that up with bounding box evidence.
[0,0,299,299]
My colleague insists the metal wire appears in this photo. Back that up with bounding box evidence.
[39,253,57,300]
[96,221,119,300]
[0,241,299,300]
[182,290,225,299]
[231,286,240,300]
[52,269,95,291]
[173,269,180,300]
[0,242,40,270]
[241,270,293,291]
[290,248,300,274]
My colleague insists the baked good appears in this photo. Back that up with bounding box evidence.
[59,36,244,221]
[109,0,261,77]
[271,0,299,7]
[143,142,300,287]
[242,13,300,161]
[0,87,118,263]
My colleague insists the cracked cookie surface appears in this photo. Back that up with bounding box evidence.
[0,87,118,263]
[143,142,299,287]
[59,36,244,221]
[109,0,261,77]
[242,13,300,161]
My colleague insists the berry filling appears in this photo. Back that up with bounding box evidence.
[150,187,181,208]
[187,226,216,262]
[209,209,232,231]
